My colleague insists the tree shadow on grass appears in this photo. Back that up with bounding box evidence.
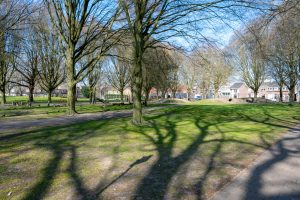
[0,119,152,200]
[133,108,239,200]
[68,145,152,200]
[23,143,64,200]
[244,128,300,200]
[1,105,299,200]
[237,112,300,200]
[133,106,299,200]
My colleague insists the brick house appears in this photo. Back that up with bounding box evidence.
[230,82,298,102]
[258,82,290,102]
[230,83,251,98]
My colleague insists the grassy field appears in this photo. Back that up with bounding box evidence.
[1,96,156,121]
[0,104,134,119]
[0,103,300,199]
[0,103,167,121]
[5,96,91,103]
[6,96,77,103]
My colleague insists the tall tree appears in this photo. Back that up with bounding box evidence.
[119,0,270,123]
[14,30,39,103]
[0,33,17,104]
[0,0,33,104]
[203,47,232,98]
[36,20,65,104]
[266,40,287,102]
[87,59,102,104]
[142,49,156,106]
[44,0,121,115]
[239,44,266,102]
[107,47,131,104]
[179,56,198,101]
[273,4,300,102]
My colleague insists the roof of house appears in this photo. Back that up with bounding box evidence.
[230,83,244,89]
[264,82,279,88]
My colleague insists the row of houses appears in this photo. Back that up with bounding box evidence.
[220,82,299,102]
[5,81,300,102]
[9,84,83,98]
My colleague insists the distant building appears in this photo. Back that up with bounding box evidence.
[148,85,188,99]
[99,86,131,100]
[218,85,231,98]
[258,82,289,101]
[46,83,83,98]
[8,83,82,98]
[230,83,250,98]
[229,82,298,102]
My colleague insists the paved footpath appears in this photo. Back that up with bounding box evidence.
[0,106,165,133]
[211,125,300,200]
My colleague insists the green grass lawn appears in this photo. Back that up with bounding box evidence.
[0,103,166,121]
[0,104,134,119]
[0,104,299,199]
[1,96,163,121]
[5,96,81,103]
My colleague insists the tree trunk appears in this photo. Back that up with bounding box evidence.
[289,86,295,103]
[279,85,283,102]
[214,90,219,99]
[1,89,6,105]
[187,88,192,101]
[120,89,124,104]
[92,88,96,104]
[253,91,258,103]
[161,90,166,99]
[132,53,143,124]
[172,90,176,99]
[67,82,76,115]
[47,91,52,106]
[66,48,77,115]
[89,87,93,104]
[202,90,206,100]
[29,86,34,103]
[144,89,150,107]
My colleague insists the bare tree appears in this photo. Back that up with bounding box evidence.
[272,5,299,102]
[0,0,33,104]
[239,43,266,102]
[119,0,277,124]
[36,22,65,105]
[0,33,17,104]
[142,49,156,106]
[153,49,176,99]
[179,56,198,101]
[44,0,121,115]
[88,68,101,104]
[107,47,131,104]
[203,47,232,98]
[14,31,39,103]
[169,68,179,99]
[266,40,287,102]
[142,47,177,104]
[86,59,102,104]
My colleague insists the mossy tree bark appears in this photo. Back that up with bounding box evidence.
[132,51,143,124]
[289,85,296,103]
[0,89,6,104]
[253,90,258,103]
[66,51,77,115]
[29,86,34,103]
[47,91,52,105]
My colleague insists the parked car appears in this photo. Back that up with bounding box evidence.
[195,96,202,101]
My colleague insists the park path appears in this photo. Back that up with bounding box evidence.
[210,124,300,200]
[0,106,166,133]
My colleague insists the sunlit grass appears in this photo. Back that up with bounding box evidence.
[0,103,299,199]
